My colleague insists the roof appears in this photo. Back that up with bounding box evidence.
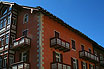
[0,1,104,51]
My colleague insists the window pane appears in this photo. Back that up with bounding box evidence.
[6,34,9,44]
[81,45,84,51]
[72,40,75,49]
[24,14,28,23]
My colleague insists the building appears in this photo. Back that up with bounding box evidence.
[0,1,104,69]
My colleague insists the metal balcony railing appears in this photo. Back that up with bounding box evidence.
[50,37,70,52]
[79,50,99,63]
[51,62,71,69]
[12,36,31,50]
[11,61,30,69]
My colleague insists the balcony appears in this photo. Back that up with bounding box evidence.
[11,61,30,69]
[79,50,99,63]
[12,36,31,50]
[50,37,70,52]
[51,62,71,69]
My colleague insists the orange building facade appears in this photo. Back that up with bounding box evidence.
[0,1,104,69]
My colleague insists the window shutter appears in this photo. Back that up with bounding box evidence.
[60,54,63,62]
[53,51,56,62]
[81,61,83,69]
[71,57,73,69]
[77,59,79,69]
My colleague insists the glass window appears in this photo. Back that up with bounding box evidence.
[55,31,59,38]
[89,64,94,69]
[23,29,28,36]
[3,18,6,27]
[89,48,91,53]
[6,34,9,44]
[1,36,4,46]
[3,55,7,67]
[9,55,14,65]
[12,19,16,25]
[0,20,3,29]
[55,52,61,62]
[7,16,11,24]
[81,45,84,51]
[72,58,78,69]
[72,40,76,50]
[23,14,28,23]
[100,54,104,61]
[94,50,97,56]
[82,62,87,69]
[21,51,28,62]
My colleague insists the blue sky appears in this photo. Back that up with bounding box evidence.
[3,0,104,47]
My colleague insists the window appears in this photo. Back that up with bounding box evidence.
[94,50,97,56]
[89,64,94,69]
[55,31,59,38]
[21,51,29,62]
[7,16,11,24]
[72,40,76,50]
[0,20,3,29]
[1,36,4,46]
[100,54,104,61]
[3,55,7,68]
[81,45,84,51]
[0,56,2,68]
[81,61,87,69]
[3,18,6,27]
[71,58,78,69]
[53,51,63,62]
[23,29,28,36]
[89,48,91,53]
[12,19,17,25]
[5,34,9,44]
[23,14,28,23]
[9,55,14,65]
[11,35,15,43]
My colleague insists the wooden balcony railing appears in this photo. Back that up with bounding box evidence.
[12,36,31,50]
[50,37,70,52]
[79,50,99,63]
[51,62,71,69]
[11,61,30,69]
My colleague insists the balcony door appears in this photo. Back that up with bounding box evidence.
[20,51,29,62]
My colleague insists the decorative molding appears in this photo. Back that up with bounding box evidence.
[37,13,44,69]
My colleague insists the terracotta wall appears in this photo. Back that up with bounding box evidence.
[16,9,39,69]
[43,15,95,69]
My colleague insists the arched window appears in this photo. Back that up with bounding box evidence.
[23,14,28,23]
